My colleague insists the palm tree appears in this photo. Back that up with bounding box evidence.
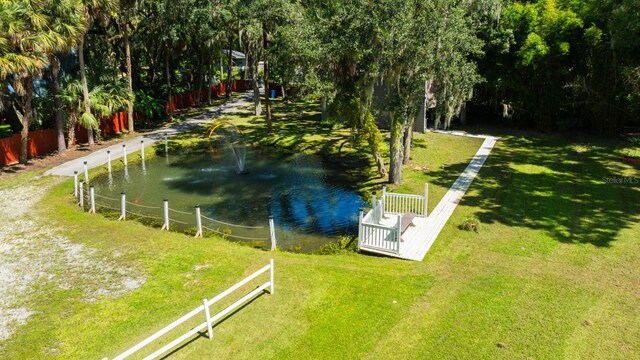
[0,0,61,164]
[78,0,116,147]
[46,0,86,153]
[119,0,141,133]
[59,75,132,146]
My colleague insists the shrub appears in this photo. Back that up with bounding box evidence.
[458,216,480,233]
[315,235,358,255]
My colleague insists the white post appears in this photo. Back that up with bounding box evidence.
[195,205,203,238]
[140,140,145,160]
[73,171,78,198]
[381,185,387,216]
[122,144,128,166]
[424,183,428,217]
[119,191,126,220]
[107,150,112,173]
[203,298,213,340]
[161,198,169,230]
[371,194,377,224]
[83,161,89,183]
[269,259,275,294]
[89,185,96,213]
[164,133,168,153]
[358,208,364,250]
[396,214,402,254]
[79,180,84,209]
[269,216,276,251]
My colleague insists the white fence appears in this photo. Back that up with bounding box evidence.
[383,184,428,216]
[106,260,274,360]
[359,221,400,254]
[358,184,429,256]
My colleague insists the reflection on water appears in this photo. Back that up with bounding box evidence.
[91,148,367,252]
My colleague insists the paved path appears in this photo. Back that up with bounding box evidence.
[402,131,499,260]
[360,130,499,261]
[45,94,253,177]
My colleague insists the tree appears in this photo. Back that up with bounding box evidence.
[78,0,117,147]
[118,0,141,133]
[0,0,66,164]
[46,0,86,153]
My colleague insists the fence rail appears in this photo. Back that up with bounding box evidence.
[359,222,399,254]
[358,183,429,256]
[107,260,274,360]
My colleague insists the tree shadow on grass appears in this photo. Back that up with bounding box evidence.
[427,134,640,247]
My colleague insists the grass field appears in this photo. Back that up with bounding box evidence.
[0,99,638,359]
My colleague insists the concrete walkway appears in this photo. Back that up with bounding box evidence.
[359,130,499,261]
[405,130,499,260]
[45,94,253,177]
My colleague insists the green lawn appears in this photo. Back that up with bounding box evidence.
[1,101,638,359]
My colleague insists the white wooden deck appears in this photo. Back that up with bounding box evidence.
[359,132,499,261]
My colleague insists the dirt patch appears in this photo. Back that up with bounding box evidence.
[0,181,145,343]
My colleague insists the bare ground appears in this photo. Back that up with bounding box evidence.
[0,178,145,344]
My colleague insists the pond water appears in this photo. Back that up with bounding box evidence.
[90,146,367,252]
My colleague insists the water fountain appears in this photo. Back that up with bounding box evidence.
[208,120,248,174]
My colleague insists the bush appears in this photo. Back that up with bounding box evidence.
[458,216,480,233]
[315,235,358,255]
[0,124,12,139]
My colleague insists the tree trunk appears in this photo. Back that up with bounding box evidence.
[252,51,261,116]
[50,54,65,153]
[196,56,203,106]
[78,37,94,147]
[67,114,77,148]
[373,150,387,178]
[207,59,213,105]
[388,116,403,185]
[263,28,272,132]
[244,45,250,80]
[403,117,414,164]
[124,24,134,133]
[321,96,327,121]
[226,41,233,98]
[165,53,173,121]
[18,77,33,164]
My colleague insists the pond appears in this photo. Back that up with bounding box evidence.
[90,146,367,252]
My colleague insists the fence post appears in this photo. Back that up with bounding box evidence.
[107,150,112,173]
[83,161,89,183]
[268,216,276,251]
[270,259,275,294]
[73,171,78,198]
[195,205,202,238]
[119,191,126,220]
[358,208,364,251]
[396,214,402,254]
[79,180,84,209]
[371,194,377,224]
[424,183,428,217]
[140,140,145,160]
[122,144,128,166]
[203,298,213,340]
[381,185,387,215]
[89,185,96,213]
[161,198,169,230]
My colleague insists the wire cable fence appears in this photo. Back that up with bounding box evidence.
[73,183,277,250]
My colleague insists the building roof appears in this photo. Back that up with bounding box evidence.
[222,50,245,59]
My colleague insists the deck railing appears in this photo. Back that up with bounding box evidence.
[382,184,428,216]
[358,218,400,255]
[358,183,429,256]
